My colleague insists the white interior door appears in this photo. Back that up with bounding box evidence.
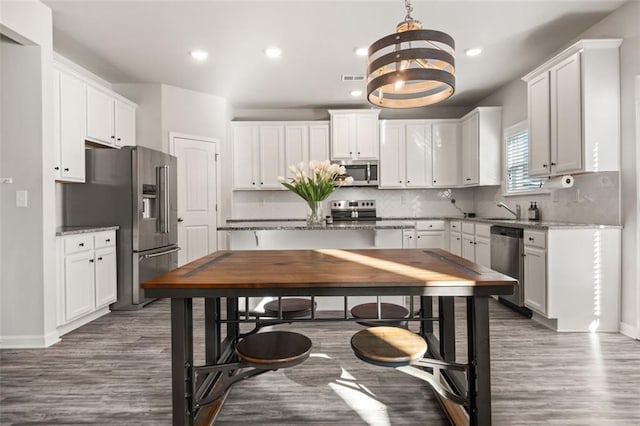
[172,135,218,266]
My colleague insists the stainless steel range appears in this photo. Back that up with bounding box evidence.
[330,200,380,222]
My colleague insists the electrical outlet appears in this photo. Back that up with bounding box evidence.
[16,190,28,207]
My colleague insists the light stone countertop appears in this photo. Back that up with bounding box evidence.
[218,220,415,231]
[56,225,120,236]
[221,217,621,230]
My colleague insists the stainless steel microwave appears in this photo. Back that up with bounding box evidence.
[333,161,379,187]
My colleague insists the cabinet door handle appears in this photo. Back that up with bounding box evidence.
[357,152,360,155]
[399,180,402,183]
[54,166,60,171]
[106,238,111,242]
[79,243,84,247]
[529,237,534,241]
[466,178,471,181]
[542,164,548,168]
[64,168,69,172]
[407,180,410,183]
[97,257,103,261]
[433,180,437,183]
[117,138,121,142]
[551,162,556,166]
[110,135,115,139]
[89,259,94,263]
[252,182,255,185]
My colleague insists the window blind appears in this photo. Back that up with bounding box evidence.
[505,125,545,193]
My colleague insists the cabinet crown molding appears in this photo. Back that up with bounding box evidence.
[522,38,623,82]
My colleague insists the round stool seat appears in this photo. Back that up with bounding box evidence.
[236,331,312,369]
[263,298,315,319]
[351,326,427,367]
[350,302,410,327]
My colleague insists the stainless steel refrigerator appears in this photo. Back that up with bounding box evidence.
[63,146,178,310]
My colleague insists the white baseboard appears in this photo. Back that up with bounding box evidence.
[56,307,111,337]
[0,330,60,349]
[619,322,639,339]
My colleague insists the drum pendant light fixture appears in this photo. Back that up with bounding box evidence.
[367,0,455,108]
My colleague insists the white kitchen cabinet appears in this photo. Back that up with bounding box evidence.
[474,223,492,268]
[415,221,445,249]
[521,227,620,332]
[523,39,621,177]
[233,122,330,190]
[309,124,330,161]
[379,121,433,189]
[86,85,137,147]
[524,244,547,315]
[53,67,86,182]
[462,234,475,261]
[432,121,460,187]
[449,231,462,256]
[402,230,416,248]
[329,110,380,161]
[460,107,502,186]
[259,125,285,189]
[57,230,117,336]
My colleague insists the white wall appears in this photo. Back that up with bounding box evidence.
[0,0,58,348]
[234,106,473,121]
[113,83,162,151]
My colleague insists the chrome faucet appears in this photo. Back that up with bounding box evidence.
[497,202,521,219]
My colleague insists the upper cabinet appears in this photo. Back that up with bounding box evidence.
[431,121,461,187]
[522,39,622,177]
[379,121,433,189]
[53,67,86,182]
[53,59,137,183]
[232,122,330,190]
[329,110,380,161]
[86,86,136,148]
[460,107,502,186]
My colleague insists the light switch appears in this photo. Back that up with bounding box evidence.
[16,190,28,207]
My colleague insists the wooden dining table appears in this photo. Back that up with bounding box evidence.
[142,248,516,426]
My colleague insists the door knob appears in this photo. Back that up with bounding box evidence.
[177,217,184,223]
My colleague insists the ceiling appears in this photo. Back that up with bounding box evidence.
[43,0,627,110]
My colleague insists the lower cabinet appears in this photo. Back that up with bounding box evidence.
[57,230,117,335]
[449,231,462,256]
[524,245,547,315]
[415,220,446,249]
[523,228,620,332]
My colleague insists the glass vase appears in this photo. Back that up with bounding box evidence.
[306,201,325,226]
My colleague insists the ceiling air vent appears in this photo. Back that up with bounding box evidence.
[341,74,366,81]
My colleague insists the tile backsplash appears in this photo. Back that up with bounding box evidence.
[232,172,620,225]
[232,187,476,220]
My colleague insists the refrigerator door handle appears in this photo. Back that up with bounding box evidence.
[156,165,170,233]
[139,246,181,260]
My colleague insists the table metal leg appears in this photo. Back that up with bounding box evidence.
[420,296,433,336]
[171,298,194,426]
[467,296,491,426]
[226,297,239,344]
[204,297,221,364]
[439,296,456,362]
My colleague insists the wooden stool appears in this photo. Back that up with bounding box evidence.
[196,331,312,407]
[263,298,316,319]
[236,330,313,369]
[350,302,410,327]
[350,326,427,367]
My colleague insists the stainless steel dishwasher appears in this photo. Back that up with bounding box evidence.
[490,225,531,316]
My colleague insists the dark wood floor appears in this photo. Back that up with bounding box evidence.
[1,298,639,425]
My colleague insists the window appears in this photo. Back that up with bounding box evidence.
[504,121,545,194]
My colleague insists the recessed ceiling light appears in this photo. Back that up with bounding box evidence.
[350,90,363,97]
[354,47,368,57]
[465,47,483,57]
[190,50,209,61]
[265,47,282,58]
